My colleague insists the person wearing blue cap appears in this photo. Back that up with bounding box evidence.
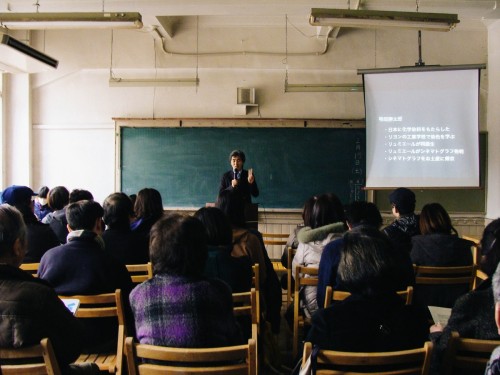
[383,187,420,253]
[1,185,59,263]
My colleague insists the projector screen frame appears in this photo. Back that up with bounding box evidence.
[359,64,485,190]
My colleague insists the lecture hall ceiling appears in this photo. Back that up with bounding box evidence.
[2,0,499,32]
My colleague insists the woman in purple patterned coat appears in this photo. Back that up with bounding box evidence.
[129,212,243,348]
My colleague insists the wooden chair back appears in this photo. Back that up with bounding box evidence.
[126,262,153,285]
[474,268,488,290]
[0,338,61,375]
[442,331,500,375]
[414,264,476,290]
[292,265,319,358]
[302,341,433,375]
[262,232,289,246]
[232,288,258,326]
[251,264,260,326]
[59,289,126,375]
[125,336,257,375]
[19,263,40,277]
[286,247,297,305]
[323,285,414,308]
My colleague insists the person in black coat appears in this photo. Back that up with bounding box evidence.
[102,192,149,265]
[429,218,500,374]
[306,226,429,353]
[1,185,59,262]
[411,202,474,308]
[219,149,259,204]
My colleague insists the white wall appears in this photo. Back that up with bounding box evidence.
[486,21,500,220]
[2,23,488,204]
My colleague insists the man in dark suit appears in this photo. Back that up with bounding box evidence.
[219,149,259,204]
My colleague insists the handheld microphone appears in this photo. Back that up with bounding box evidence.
[234,168,238,179]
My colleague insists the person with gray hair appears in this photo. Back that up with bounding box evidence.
[0,204,98,374]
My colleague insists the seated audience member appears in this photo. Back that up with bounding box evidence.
[292,193,347,318]
[194,206,252,293]
[306,226,429,353]
[0,204,98,374]
[216,189,282,334]
[102,192,149,265]
[411,202,474,308]
[383,187,420,253]
[130,213,243,348]
[485,262,500,375]
[429,218,500,374]
[34,185,52,221]
[317,201,404,308]
[280,195,317,289]
[130,188,164,240]
[38,200,133,352]
[1,185,59,263]
[42,185,70,243]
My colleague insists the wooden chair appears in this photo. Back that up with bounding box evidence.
[262,232,289,247]
[474,268,489,290]
[20,263,40,277]
[323,285,414,308]
[251,264,260,326]
[59,289,126,375]
[126,262,153,285]
[232,288,259,369]
[232,288,258,327]
[413,265,476,290]
[286,247,297,305]
[0,337,61,375]
[292,265,319,358]
[301,340,433,375]
[125,336,257,375]
[442,331,500,375]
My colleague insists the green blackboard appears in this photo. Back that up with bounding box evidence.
[374,132,487,213]
[120,127,366,209]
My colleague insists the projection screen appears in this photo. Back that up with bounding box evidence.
[361,66,481,188]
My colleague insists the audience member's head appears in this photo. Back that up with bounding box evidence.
[216,189,246,228]
[338,226,400,297]
[134,188,164,220]
[69,189,94,203]
[194,206,232,247]
[66,200,104,233]
[47,186,70,210]
[1,185,37,213]
[0,204,27,266]
[310,193,346,229]
[419,202,457,235]
[103,192,134,230]
[149,213,207,277]
[38,186,49,199]
[389,187,416,216]
[492,262,500,334]
[302,195,317,227]
[480,218,500,277]
[345,201,383,229]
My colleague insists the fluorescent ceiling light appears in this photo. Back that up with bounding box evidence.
[0,33,58,73]
[0,12,143,29]
[310,8,459,31]
[109,77,199,87]
[285,83,363,93]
